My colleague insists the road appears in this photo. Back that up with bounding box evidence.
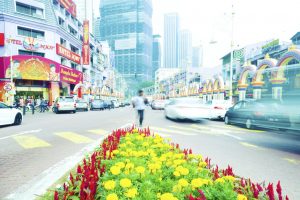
[0,107,300,199]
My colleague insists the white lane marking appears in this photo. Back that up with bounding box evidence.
[0,129,42,140]
[222,132,243,141]
[5,124,131,200]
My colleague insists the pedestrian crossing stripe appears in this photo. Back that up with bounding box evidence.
[150,126,197,136]
[153,132,171,137]
[240,142,264,150]
[87,129,108,135]
[169,125,218,136]
[211,124,265,133]
[13,135,51,149]
[55,132,93,144]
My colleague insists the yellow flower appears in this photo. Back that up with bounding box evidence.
[106,193,118,200]
[160,193,177,200]
[173,171,180,177]
[112,150,119,155]
[172,184,182,192]
[120,178,132,188]
[110,166,121,175]
[198,161,207,168]
[103,180,116,190]
[237,194,248,200]
[178,179,189,187]
[125,188,138,198]
[125,163,135,170]
[191,178,207,188]
[180,168,189,175]
[135,166,145,174]
[215,178,225,184]
[116,162,125,169]
[223,176,235,182]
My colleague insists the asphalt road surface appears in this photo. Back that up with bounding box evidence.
[0,107,299,199]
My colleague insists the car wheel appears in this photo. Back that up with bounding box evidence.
[73,110,76,114]
[14,113,22,125]
[85,108,88,112]
[224,116,230,125]
[245,118,253,129]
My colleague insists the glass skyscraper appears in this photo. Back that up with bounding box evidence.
[164,13,179,68]
[100,0,153,84]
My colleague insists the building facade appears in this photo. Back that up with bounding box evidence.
[93,17,101,41]
[179,29,192,68]
[0,0,108,105]
[192,45,203,68]
[100,0,153,85]
[152,34,161,79]
[164,13,179,68]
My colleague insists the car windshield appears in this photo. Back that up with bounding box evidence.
[0,102,9,108]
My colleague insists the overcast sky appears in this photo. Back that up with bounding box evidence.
[94,0,300,67]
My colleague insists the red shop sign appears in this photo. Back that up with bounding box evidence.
[56,43,81,64]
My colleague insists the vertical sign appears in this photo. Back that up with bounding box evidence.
[0,33,4,46]
[82,20,90,65]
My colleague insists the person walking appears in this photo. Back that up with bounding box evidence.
[132,90,148,127]
[40,98,45,112]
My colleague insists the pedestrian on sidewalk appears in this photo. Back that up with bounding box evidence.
[132,90,148,127]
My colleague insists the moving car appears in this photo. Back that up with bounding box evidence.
[53,96,76,114]
[164,98,210,121]
[112,100,120,108]
[90,99,105,110]
[205,100,233,120]
[151,100,167,110]
[0,102,23,126]
[104,100,113,109]
[224,99,291,130]
[76,99,89,111]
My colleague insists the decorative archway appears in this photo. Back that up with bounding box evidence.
[251,54,277,99]
[238,63,257,100]
[271,47,300,99]
[213,76,225,100]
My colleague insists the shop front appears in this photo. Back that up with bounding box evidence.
[0,55,83,105]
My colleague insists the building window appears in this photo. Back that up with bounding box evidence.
[70,44,78,54]
[71,62,77,69]
[61,57,67,65]
[16,2,44,18]
[17,26,44,39]
[58,17,65,27]
[19,49,45,57]
[60,38,66,46]
[68,25,77,37]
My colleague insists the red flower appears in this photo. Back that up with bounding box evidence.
[266,183,275,200]
[54,191,59,200]
[276,181,283,200]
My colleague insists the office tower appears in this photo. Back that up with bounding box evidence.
[152,35,162,78]
[192,45,204,68]
[179,29,192,68]
[164,13,179,68]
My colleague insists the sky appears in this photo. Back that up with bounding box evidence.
[93,0,300,67]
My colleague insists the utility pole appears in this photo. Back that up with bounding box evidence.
[229,4,235,102]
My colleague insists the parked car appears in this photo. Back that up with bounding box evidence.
[151,100,167,110]
[103,100,112,109]
[112,100,120,108]
[164,98,210,121]
[0,102,23,126]
[53,96,76,114]
[224,99,291,130]
[90,99,105,110]
[76,99,89,111]
[124,101,131,106]
[205,100,233,120]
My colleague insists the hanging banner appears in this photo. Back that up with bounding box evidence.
[58,0,77,18]
[56,43,81,64]
[82,20,90,65]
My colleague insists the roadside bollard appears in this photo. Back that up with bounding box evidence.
[23,106,26,115]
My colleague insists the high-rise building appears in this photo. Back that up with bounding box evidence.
[100,0,153,84]
[164,13,179,68]
[73,0,94,31]
[179,29,192,68]
[93,17,101,40]
[152,35,162,78]
[192,45,204,68]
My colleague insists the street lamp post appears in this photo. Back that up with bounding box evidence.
[229,4,235,102]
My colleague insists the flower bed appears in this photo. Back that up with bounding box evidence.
[51,128,288,200]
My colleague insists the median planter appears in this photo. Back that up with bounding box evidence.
[49,128,288,200]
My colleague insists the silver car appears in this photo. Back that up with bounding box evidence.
[53,96,76,114]
[164,98,210,121]
[76,99,89,111]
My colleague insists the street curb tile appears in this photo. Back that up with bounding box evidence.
[87,129,108,135]
[13,135,51,149]
[55,132,93,144]
[150,126,197,136]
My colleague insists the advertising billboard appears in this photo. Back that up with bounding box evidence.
[56,44,81,64]
[82,20,90,65]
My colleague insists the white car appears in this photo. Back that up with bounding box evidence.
[151,100,167,110]
[205,100,233,120]
[53,96,76,114]
[164,98,210,121]
[0,102,23,126]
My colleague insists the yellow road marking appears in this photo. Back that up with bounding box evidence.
[212,124,265,133]
[55,132,93,144]
[240,142,263,150]
[150,126,197,136]
[13,135,51,149]
[283,158,300,165]
[87,129,108,135]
